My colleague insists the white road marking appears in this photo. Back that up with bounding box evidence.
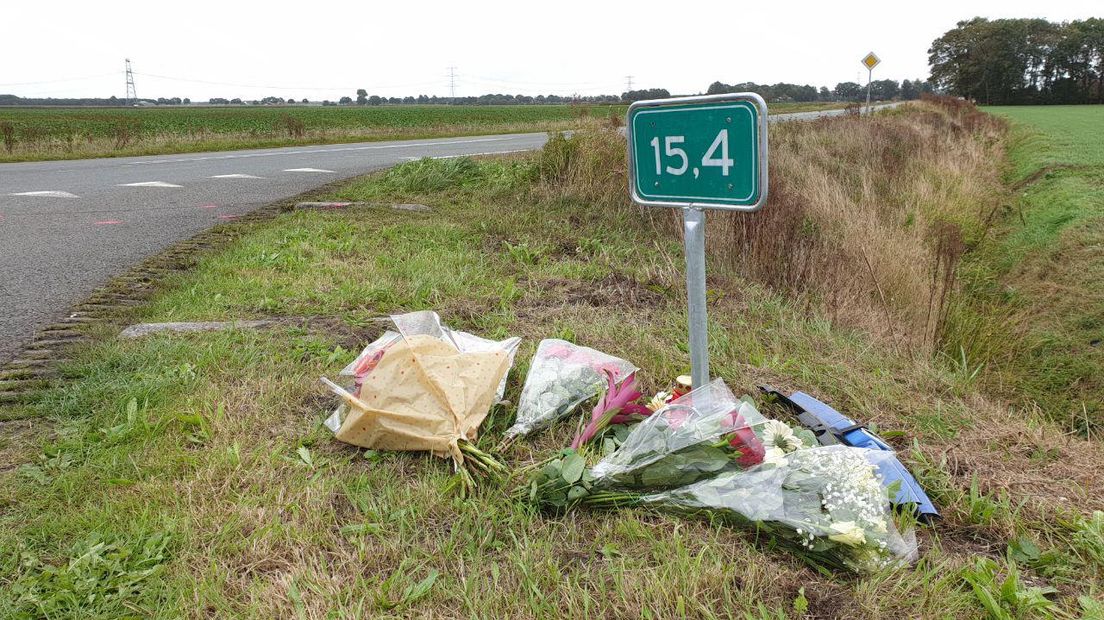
[407,149,531,161]
[117,181,183,188]
[283,168,334,173]
[209,173,264,179]
[126,136,516,165]
[8,190,79,198]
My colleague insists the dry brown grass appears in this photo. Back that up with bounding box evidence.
[540,102,1008,355]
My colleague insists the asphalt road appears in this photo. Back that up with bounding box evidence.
[0,104,890,363]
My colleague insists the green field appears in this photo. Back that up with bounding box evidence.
[2,104,1104,618]
[0,102,843,163]
[968,105,1104,433]
[0,105,607,163]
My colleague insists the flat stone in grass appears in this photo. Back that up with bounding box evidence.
[120,321,274,339]
[391,203,432,212]
[294,201,361,210]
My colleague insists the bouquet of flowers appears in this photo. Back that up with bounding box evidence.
[504,339,637,440]
[321,311,520,491]
[520,379,917,573]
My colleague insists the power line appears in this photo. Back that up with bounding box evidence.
[625,75,634,91]
[447,66,457,99]
[467,74,609,88]
[0,72,119,87]
[131,71,439,93]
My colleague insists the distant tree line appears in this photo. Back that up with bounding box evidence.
[0,94,193,106]
[929,17,1104,104]
[0,95,130,106]
[2,77,935,108]
[705,80,931,102]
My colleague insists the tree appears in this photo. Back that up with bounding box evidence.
[230,98,242,104]
[356,89,368,105]
[339,96,353,105]
[621,88,670,102]
[818,86,832,101]
[927,17,1100,104]
[833,82,863,101]
[368,95,383,105]
[869,79,900,100]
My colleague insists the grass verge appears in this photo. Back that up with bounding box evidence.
[961,105,1104,435]
[1,107,1101,618]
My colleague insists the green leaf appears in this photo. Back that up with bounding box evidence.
[793,587,809,614]
[541,460,563,482]
[297,446,313,467]
[1008,536,1040,564]
[288,579,308,620]
[561,453,585,484]
[567,485,589,502]
[402,569,439,606]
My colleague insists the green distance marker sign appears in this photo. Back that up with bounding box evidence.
[627,93,768,211]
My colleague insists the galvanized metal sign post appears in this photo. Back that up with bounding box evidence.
[626,93,768,389]
[862,52,881,112]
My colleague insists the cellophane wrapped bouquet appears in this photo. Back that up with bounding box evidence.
[521,378,918,573]
[504,339,637,440]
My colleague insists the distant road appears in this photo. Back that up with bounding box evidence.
[0,104,896,362]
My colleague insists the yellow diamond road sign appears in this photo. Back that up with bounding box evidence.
[862,52,880,70]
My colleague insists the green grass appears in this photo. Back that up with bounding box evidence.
[0,102,842,163]
[966,106,1104,434]
[2,134,1103,617]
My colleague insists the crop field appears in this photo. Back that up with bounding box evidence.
[0,102,842,163]
[0,104,603,162]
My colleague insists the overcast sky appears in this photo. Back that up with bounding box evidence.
[2,1,1099,101]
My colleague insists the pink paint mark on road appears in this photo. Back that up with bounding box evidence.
[199,204,219,209]
[95,220,123,225]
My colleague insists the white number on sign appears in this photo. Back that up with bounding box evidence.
[650,136,689,175]
[649,132,735,177]
[664,136,688,175]
[701,130,734,176]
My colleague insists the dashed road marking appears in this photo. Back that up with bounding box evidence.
[117,181,183,188]
[8,191,80,198]
[283,168,335,173]
[209,173,264,179]
[94,220,123,225]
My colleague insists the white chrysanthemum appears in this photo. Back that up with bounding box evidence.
[763,446,788,466]
[828,521,867,546]
[761,420,804,453]
[648,391,671,412]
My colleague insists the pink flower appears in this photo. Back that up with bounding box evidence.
[352,349,387,396]
[571,370,649,449]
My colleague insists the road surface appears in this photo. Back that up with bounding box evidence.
[0,105,890,363]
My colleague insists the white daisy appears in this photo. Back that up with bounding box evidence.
[761,420,804,453]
